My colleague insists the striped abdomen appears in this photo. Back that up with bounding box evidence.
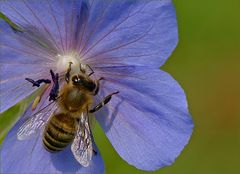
[43,113,77,152]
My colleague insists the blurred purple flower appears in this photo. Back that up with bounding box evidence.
[0,0,193,174]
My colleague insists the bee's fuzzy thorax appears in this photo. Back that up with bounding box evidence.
[57,82,93,118]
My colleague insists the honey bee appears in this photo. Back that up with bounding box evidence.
[17,63,118,167]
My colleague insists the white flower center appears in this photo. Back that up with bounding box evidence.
[56,53,80,73]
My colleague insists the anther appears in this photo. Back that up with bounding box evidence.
[31,84,50,110]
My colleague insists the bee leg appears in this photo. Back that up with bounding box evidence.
[86,108,98,156]
[93,77,104,96]
[80,63,94,76]
[93,149,97,155]
[65,62,73,83]
[86,64,94,76]
[89,91,119,113]
[79,63,86,74]
[25,78,51,87]
[49,70,59,101]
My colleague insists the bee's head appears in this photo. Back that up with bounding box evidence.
[71,74,96,91]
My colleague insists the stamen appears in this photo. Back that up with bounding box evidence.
[56,53,80,73]
[32,96,41,110]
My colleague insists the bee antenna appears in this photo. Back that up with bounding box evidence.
[79,63,86,73]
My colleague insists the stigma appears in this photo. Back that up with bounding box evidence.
[56,53,80,73]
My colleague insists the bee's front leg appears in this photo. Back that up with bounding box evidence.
[89,91,119,113]
[80,64,94,76]
[25,78,51,87]
[93,77,104,96]
[65,62,73,83]
[86,64,94,76]
[49,70,59,101]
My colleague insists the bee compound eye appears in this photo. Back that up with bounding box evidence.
[72,75,78,83]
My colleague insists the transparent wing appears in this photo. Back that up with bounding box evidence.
[71,112,93,167]
[17,101,58,140]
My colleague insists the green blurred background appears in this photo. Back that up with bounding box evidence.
[1,0,240,173]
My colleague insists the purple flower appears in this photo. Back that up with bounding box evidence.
[0,0,193,174]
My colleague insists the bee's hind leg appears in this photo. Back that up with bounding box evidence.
[89,91,119,113]
[93,149,97,155]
